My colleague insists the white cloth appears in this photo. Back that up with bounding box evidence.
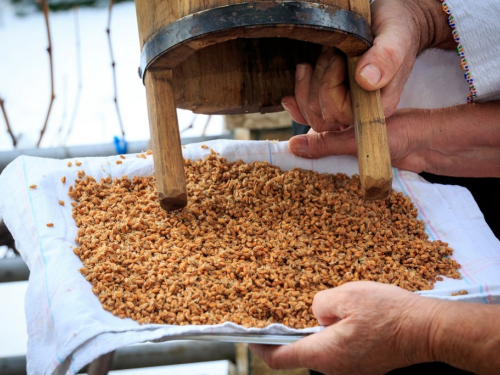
[1,140,500,375]
[398,49,470,109]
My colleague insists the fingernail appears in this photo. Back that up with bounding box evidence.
[281,100,291,112]
[359,64,381,87]
[296,64,306,81]
[290,135,309,154]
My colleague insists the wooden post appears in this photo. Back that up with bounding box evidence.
[145,69,187,211]
[347,58,392,200]
[347,0,392,200]
[87,351,115,375]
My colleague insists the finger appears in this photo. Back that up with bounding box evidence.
[319,50,354,125]
[294,63,316,126]
[311,283,375,326]
[383,108,427,172]
[308,48,334,114]
[355,4,413,93]
[313,281,412,326]
[312,281,376,326]
[250,329,343,372]
[288,129,357,159]
[312,288,349,326]
[295,64,339,132]
[378,59,413,118]
[282,96,308,125]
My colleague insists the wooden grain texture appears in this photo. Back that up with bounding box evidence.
[136,0,372,115]
[150,25,368,71]
[145,70,187,211]
[348,0,371,21]
[135,0,351,48]
[347,0,392,199]
[347,57,392,200]
[172,39,323,114]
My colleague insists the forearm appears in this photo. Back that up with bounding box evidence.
[402,102,500,177]
[429,300,500,374]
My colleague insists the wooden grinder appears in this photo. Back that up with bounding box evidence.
[135,0,393,211]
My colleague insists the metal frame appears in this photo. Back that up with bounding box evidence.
[0,341,237,375]
[139,1,374,79]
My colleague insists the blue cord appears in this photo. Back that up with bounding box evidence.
[113,136,128,154]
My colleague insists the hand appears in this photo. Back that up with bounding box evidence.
[282,0,455,131]
[288,104,500,178]
[250,281,439,375]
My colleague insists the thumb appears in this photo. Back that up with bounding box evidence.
[288,130,357,159]
[355,10,414,91]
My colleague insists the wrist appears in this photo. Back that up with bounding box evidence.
[407,0,455,53]
[396,295,445,364]
[429,302,500,373]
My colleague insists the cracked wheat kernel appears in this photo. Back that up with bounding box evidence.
[70,154,461,328]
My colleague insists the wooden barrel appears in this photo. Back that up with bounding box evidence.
[135,1,373,114]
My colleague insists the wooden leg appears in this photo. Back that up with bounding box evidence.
[145,69,187,211]
[347,56,393,200]
[249,346,309,375]
[87,351,115,375]
[235,343,249,375]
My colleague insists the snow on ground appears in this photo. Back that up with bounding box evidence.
[0,281,29,356]
[0,0,223,151]
[0,2,227,372]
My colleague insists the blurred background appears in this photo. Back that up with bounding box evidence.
[0,0,296,373]
[0,0,226,151]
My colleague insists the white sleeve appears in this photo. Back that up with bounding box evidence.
[442,0,500,103]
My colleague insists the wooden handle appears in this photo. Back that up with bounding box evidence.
[347,57,393,200]
[145,69,187,211]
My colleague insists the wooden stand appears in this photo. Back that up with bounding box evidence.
[136,0,393,209]
[145,70,187,210]
[347,0,392,200]
[348,58,392,200]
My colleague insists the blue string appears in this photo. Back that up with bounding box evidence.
[113,136,127,154]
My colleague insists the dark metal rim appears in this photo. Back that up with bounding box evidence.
[139,1,374,80]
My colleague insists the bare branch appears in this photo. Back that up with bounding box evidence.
[180,114,197,134]
[36,0,55,148]
[106,0,125,138]
[61,4,83,146]
[201,115,212,137]
[0,95,17,147]
[180,123,193,134]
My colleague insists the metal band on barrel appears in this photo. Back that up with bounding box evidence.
[139,1,374,80]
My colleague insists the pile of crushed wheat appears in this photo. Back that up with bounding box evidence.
[69,152,461,328]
